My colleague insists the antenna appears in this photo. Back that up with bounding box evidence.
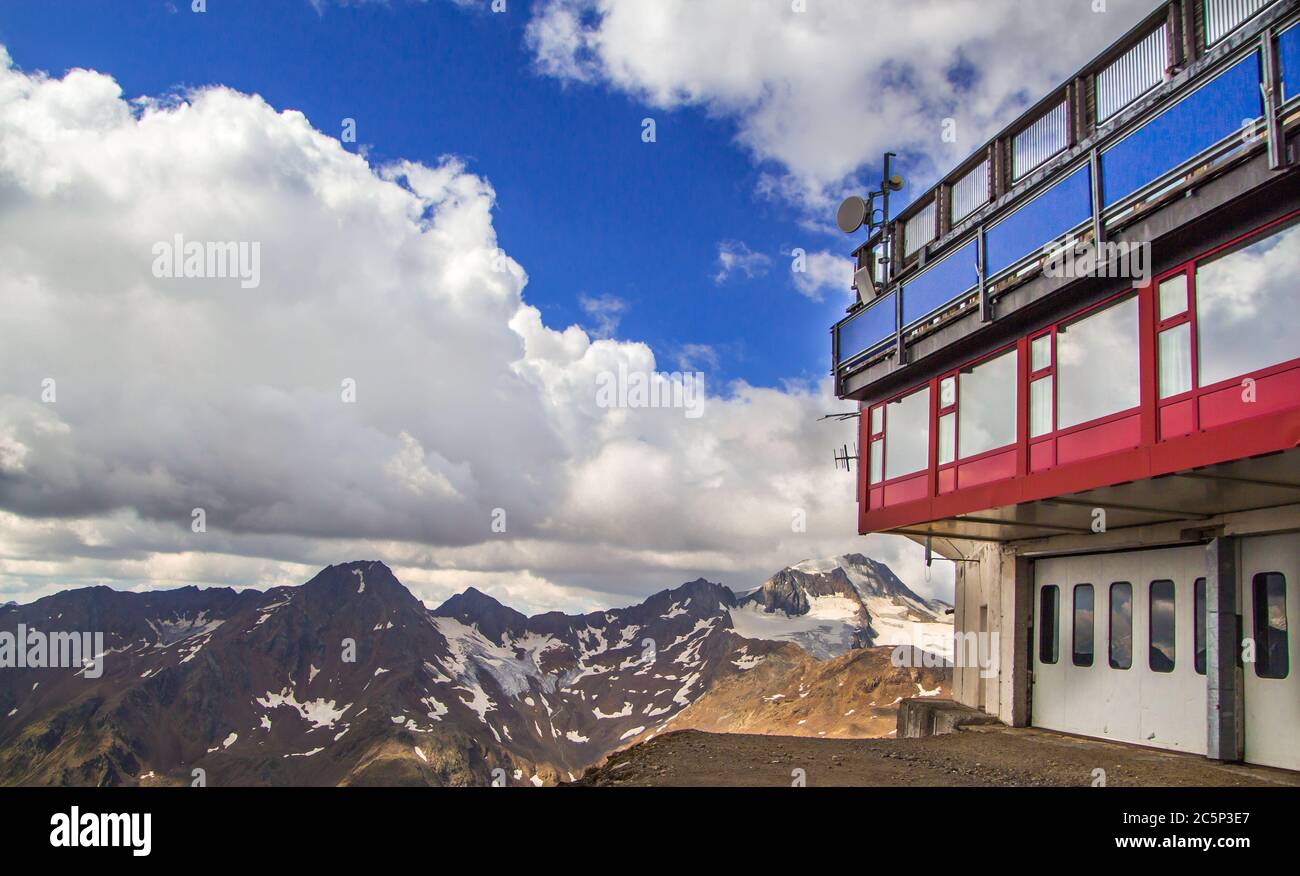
[818,411,861,422]
[833,443,860,472]
[837,151,905,304]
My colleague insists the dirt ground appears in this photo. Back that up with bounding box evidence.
[573,726,1300,787]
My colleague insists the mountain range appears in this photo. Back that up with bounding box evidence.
[0,555,951,786]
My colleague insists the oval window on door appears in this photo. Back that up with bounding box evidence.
[1039,586,1059,665]
[1073,584,1094,667]
[1109,582,1132,670]
[1253,573,1290,679]
[1149,579,1176,673]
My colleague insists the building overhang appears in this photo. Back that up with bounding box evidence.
[887,447,1300,544]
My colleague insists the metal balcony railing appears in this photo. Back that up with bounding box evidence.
[833,0,1298,390]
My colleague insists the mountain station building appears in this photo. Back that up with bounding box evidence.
[832,0,1300,771]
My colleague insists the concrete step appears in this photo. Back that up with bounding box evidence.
[898,698,1002,738]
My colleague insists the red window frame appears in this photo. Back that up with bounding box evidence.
[1027,329,1056,438]
[866,383,932,490]
[1021,289,1145,476]
[865,399,885,486]
[937,344,1019,472]
[857,209,1300,531]
[1152,266,1197,434]
[936,374,956,469]
[1152,210,1300,440]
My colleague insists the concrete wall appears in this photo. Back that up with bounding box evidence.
[950,541,1030,726]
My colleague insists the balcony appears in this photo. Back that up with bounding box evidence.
[832,0,1300,402]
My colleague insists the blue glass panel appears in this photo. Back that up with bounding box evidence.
[900,239,979,326]
[836,291,896,365]
[1281,23,1300,102]
[985,165,1093,277]
[1101,53,1263,206]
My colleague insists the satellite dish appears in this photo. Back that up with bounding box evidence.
[837,196,869,234]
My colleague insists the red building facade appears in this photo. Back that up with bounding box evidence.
[833,0,1300,771]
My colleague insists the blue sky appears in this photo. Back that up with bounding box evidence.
[0,0,852,389]
[0,1,1156,610]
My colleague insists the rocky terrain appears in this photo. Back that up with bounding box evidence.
[574,727,1300,788]
[640,645,948,743]
[0,554,952,786]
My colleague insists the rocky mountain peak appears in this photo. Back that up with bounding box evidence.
[634,578,737,622]
[669,577,736,604]
[727,554,953,661]
[300,560,408,602]
[0,553,948,787]
[746,566,859,616]
[431,586,529,644]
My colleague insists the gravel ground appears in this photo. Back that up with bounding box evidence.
[573,726,1300,787]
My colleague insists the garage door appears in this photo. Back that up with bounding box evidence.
[1032,545,1207,754]
[1242,533,1299,771]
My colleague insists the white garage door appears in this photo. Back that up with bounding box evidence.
[1242,533,1299,771]
[1032,545,1207,755]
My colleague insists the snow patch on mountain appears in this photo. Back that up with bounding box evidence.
[433,616,563,697]
[865,595,954,661]
[729,554,953,662]
[728,598,861,660]
[147,612,225,646]
[256,688,351,729]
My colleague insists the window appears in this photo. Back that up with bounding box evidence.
[1159,323,1193,398]
[1109,582,1133,670]
[1029,333,1054,438]
[957,350,1018,458]
[883,387,930,479]
[1204,0,1276,46]
[1031,334,1053,371]
[1056,295,1140,430]
[1158,274,1188,320]
[1095,24,1169,122]
[936,376,957,466]
[904,202,937,258]
[1013,100,1069,180]
[1157,274,1193,400]
[1029,378,1054,438]
[1149,579,1176,673]
[1194,577,1207,676]
[938,414,956,465]
[1196,221,1299,387]
[868,406,884,485]
[939,376,956,408]
[1253,572,1289,679]
[950,160,990,224]
[1039,585,1059,664]
[1073,584,1095,667]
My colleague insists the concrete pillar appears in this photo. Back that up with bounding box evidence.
[1206,537,1244,762]
[1009,553,1033,727]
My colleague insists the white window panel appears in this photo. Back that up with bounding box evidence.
[1013,100,1069,180]
[1096,24,1169,122]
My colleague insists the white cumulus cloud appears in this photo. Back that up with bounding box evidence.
[525,0,1158,211]
[0,46,950,609]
